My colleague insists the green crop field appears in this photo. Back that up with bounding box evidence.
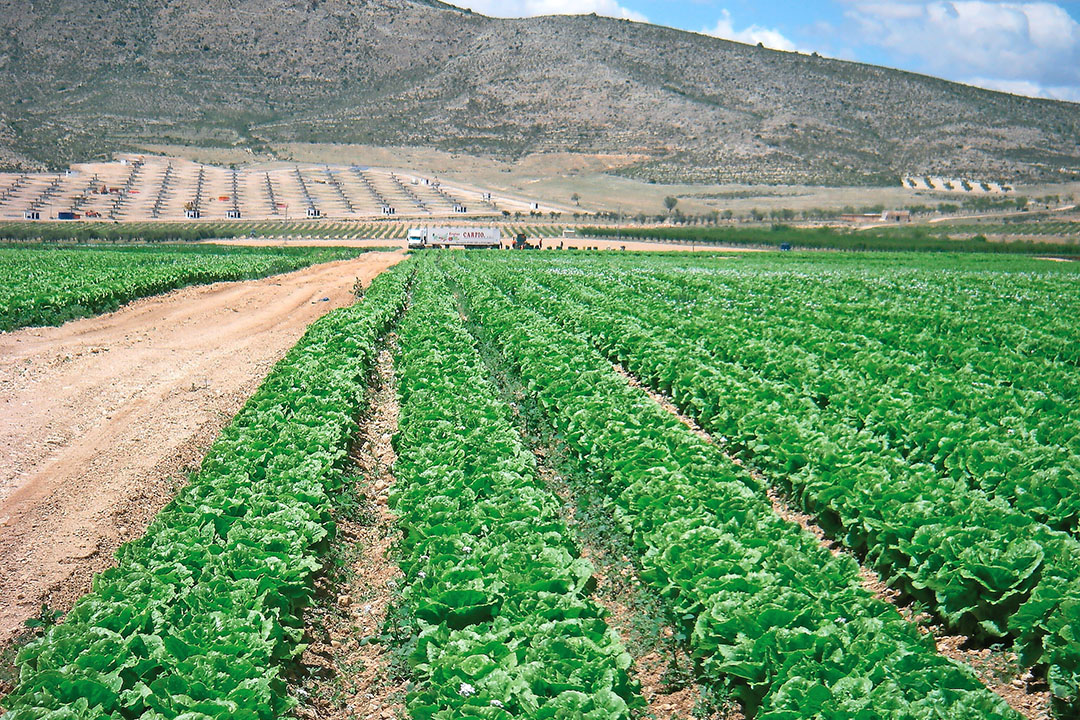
[0,221,564,244]
[924,221,1080,238]
[2,250,1078,720]
[0,244,372,331]
[580,224,1080,254]
[0,221,413,243]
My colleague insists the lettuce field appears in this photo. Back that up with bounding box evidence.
[0,244,372,331]
[1,250,1078,720]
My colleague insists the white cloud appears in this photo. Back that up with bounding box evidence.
[702,9,800,51]
[844,2,1080,100]
[450,1,648,22]
[966,76,1080,102]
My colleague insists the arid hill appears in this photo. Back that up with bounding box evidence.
[2,0,1079,185]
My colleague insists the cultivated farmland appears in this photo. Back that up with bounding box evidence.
[1,249,1078,720]
[0,244,375,332]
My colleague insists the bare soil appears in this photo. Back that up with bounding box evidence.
[0,250,405,642]
[610,363,1051,720]
[293,342,406,720]
[585,550,733,720]
[155,143,1080,218]
[208,237,755,253]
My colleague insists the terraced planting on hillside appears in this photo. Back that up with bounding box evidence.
[2,250,1076,720]
[455,251,1080,717]
[0,244,372,331]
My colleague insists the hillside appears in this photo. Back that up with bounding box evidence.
[2,0,1079,185]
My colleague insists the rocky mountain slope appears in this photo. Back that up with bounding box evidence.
[2,0,1078,185]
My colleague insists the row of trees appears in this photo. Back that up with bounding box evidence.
[578,192,1055,227]
[577,223,1080,255]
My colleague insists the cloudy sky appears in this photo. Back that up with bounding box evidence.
[450,1,1080,103]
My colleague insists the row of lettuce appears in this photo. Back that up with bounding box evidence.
[0,244,368,332]
[391,267,639,718]
[459,252,1079,717]
[2,257,644,720]
[1,264,411,719]
[443,256,1021,719]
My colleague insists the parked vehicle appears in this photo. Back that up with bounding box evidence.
[407,226,500,249]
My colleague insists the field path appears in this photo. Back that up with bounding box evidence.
[206,237,760,252]
[0,250,406,641]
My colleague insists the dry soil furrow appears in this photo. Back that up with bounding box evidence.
[531,443,738,720]
[0,251,405,641]
[294,341,406,720]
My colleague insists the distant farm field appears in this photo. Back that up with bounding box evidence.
[0,221,569,244]
[0,220,413,243]
[0,244,373,331]
[580,223,1080,254]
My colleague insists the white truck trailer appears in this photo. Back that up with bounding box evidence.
[407,226,501,249]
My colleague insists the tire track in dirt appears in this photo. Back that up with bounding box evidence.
[530,443,741,720]
[0,250,405,642]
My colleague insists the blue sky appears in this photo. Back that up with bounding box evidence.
[451,1,1080,102]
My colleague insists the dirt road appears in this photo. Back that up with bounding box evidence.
[208,237,761,252]
[0,251,405,641]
